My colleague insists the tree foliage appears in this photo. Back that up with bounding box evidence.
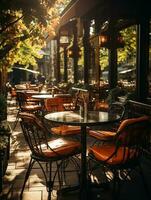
[0,0,70,70]
[99,25,136,70]
[118,25,136,64]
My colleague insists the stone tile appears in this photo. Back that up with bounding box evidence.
[13,178,29,189]
[15,159,29,169]
[29,175,46,188]
[7,163,16,169]
[29,186,47,192]
[30,168,46,178]
[7,191,42,200]
[3,174,17,183]
[42,189,57,200]
[22,191,42,200]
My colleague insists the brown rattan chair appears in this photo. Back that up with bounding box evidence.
[19,112,81,200]
[89,116,151,199]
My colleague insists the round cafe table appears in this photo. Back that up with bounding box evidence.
[44,110,120,200]
[32,94,53,99]
[26,91,49,95]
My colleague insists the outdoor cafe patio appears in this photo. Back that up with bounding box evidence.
[0,85,150,200]
[0,0,151,200]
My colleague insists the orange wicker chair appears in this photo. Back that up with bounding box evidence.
[89,116,151,199]
[51,125,81,137]
[44,97,64,112]
[19,112,81,200]
[45,97,81,138]
[44,95,73,113]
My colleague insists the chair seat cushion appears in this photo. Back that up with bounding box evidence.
[42,138,81,157]
[51,125,81,136]
[89,145,137,165]
[21,104,42,111]
[89,130,116,141]
[27,98,41,103]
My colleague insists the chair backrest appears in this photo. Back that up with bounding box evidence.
[116,116,150,149]
[73,90,90,110]
[16,92,27,108]
[44,97,64,112]
[108,102,126,121]
[19,112,50,157]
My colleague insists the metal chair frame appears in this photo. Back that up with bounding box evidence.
[89,116,151,199]
[19,112,81,200]
[89,102,126,145]
[13,92,41,130]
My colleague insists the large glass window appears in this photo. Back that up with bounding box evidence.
[117,25,137,93]
[60,49,64,82]
[100,48,109,82]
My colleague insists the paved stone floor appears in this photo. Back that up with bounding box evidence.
[1,96,82,200]
[1,95,151,200]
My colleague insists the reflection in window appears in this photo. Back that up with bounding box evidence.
[117,25,137,93]
[60,49,64,82]
[100,48,109,82]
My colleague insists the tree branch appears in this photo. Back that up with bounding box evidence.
[0,14,24,34]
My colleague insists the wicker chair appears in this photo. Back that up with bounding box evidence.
[89,116,151,199]
[19,112,81,200]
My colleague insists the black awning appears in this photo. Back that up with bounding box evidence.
[59,0,150,29]
[59,0,100,27]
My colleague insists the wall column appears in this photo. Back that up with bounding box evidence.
[83,20,90,84]
[73,22,78,83]
[63,47,68,82]
[108,19,117,89]
[56,35,61,83]
[136,17,150,101]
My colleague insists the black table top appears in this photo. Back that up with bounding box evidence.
[44,111,120,126]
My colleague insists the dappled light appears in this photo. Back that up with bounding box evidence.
[0,1,151,200]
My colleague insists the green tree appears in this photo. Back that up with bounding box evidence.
[0,0,55,68]
[0,0,70,93]
[118,25,136,64]
[0,0,71,69]
[99,25,136,71]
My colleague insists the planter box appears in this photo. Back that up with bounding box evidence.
[0,138,10,193]
[0,121,11,193]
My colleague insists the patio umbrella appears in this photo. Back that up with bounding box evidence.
[13,67,40,74]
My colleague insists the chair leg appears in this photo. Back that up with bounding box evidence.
[20,158,35,200]
[36,161,52,199]
[13,110,20,131]
[59,160,68,186]
[112,170,120,200]
[138,163,151,200]
[48,162,52,200]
